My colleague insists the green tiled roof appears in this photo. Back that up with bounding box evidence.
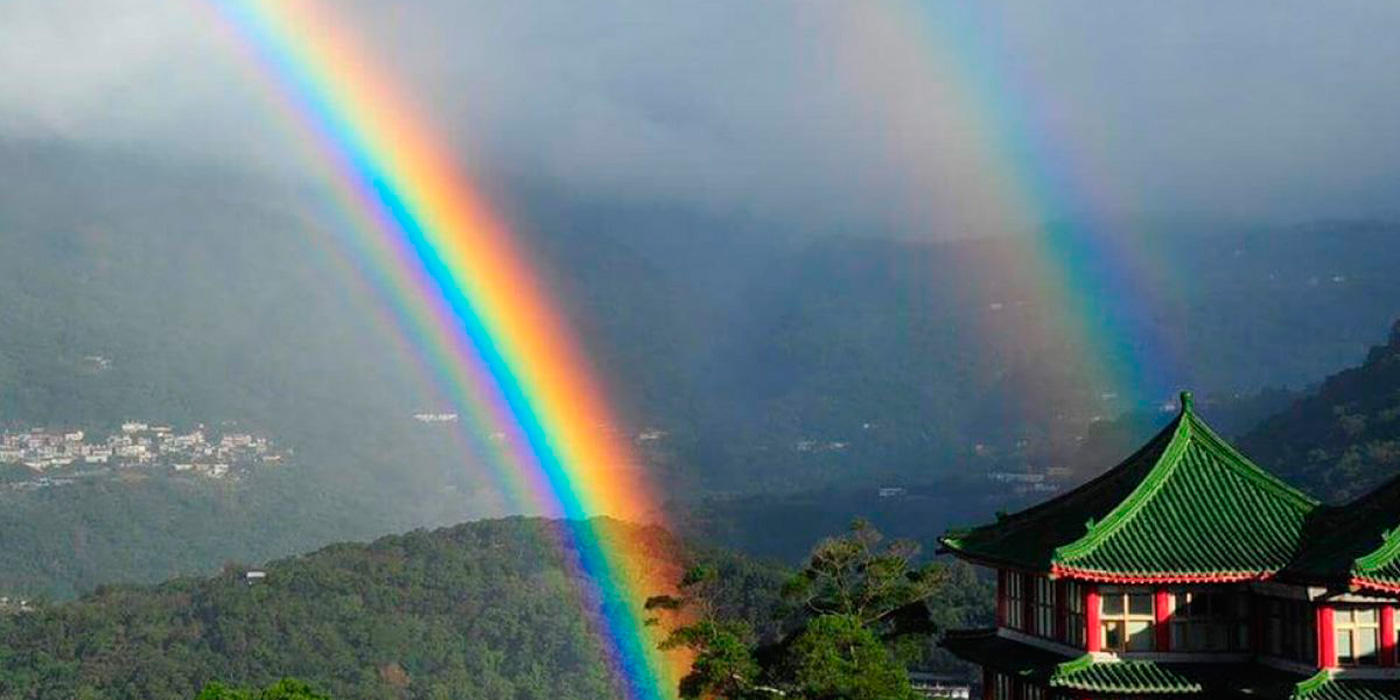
[1050,655,1201,694]
[1343,475,1400,592]
[941,630,1306,698]
[1284,475,1400,590]
[1353,527,1400,590]
[940,393,1319,580]
[1292,672,1400,700]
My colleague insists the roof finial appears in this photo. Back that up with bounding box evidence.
[1179,390,1194,413]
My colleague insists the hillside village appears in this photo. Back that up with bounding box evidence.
[0,422,286,489]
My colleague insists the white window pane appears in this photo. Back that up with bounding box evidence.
[1358,630,1379,664]
[1355,608,1377,625]
[1127,621,1154,651]
[1337,633,1354,663]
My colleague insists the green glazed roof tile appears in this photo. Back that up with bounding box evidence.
[942,631,1308,698]
[1050,656,1202,694]
[1291,672,1400,700]
[938,415,1177,571]
[941,393,1319,580]
[1284,475,1400,590]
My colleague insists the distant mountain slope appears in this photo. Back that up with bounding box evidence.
[2,138,1399,600]
[1239,321,1400,502]
[6,139,1400,497]
[0,517,785,700]
[652,224,1400,490]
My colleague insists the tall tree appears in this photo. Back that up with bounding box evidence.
[651,520,947,700]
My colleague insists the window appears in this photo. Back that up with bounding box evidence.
[1062,580,1086,647]
[1169,589,1250,652]
[1101,587,1155,652]
[1024,685,1045,700]
[1335,607,1381,666]
[1032,576,1056,638]
[1265,597,1316,664]
[1004,572,1026,630]
[991,672,1014,700]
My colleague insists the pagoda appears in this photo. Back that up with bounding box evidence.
[940,392,1400,700]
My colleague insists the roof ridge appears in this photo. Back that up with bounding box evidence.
[945,412,1183,544]
[1291,670,1332,700]
[1051,654,1096,679]
[1051,397,1316,571]
[1049,655,1204,694]
[1051,411,1193,565]
[1182,409,1319,510]
[1354,526,1400,576]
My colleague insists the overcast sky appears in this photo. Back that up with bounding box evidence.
[2,0,1398,238]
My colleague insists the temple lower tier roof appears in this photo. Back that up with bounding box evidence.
[941,629,1400,700]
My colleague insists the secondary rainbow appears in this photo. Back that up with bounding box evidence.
[838,2,1186,417]
[201,1,684,698]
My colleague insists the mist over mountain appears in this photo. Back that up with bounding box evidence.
[2,138,1399,595]
[2,2,1399,698]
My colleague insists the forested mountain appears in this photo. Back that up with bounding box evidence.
[7,140,1399,491]
[1240,321,1400,502]
[0,517,788,700]
[672,389,1300,563]
[2,138,1399,598]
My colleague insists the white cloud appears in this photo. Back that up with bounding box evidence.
[2,0,1398,234]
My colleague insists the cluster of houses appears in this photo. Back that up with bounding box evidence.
[0,422,285,484]
[987,468,1073,496]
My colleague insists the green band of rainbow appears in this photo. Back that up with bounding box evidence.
[201,1,683,698]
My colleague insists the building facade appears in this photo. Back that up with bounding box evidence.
[940,392,1400,700]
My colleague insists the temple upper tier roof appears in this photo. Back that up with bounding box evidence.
[1285,472,1400,594]
[940,392,1321,583]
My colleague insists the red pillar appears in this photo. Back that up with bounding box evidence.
[1086,585,1102,652]
[1317,605,1336,668]
[1155,589,1172,652]
[1382,607,1396,667]
[982,667,993,700]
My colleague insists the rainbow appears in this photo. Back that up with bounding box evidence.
[836,2,1186,421]
[201,1,684,698]
[909,0,1181,416]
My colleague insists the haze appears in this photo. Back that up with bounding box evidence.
[2,0,1398,238]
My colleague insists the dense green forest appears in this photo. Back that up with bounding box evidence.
[1241,321,1400,502]
[194,679,333,700]
[0,470,385,599]
[0,518,782,700]
[648,521,991,700]
[0,516,988,700]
